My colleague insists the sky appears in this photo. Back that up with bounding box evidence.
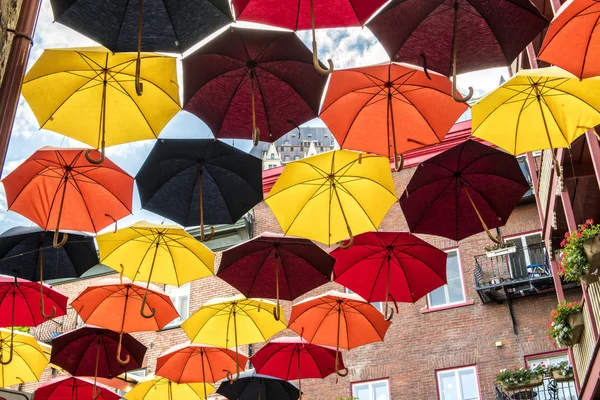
[0,0,508,232]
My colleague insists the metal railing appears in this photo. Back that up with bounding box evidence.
[537,149,554,220]
[572,281,600,389]
[495,378,577,399]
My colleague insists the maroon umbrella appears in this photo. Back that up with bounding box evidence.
[50,326,146,398]
[399,140,530,243]
[183,27,327,146]
[34,376,120,400]
[216,233,335,320]
[331,232,447,320]
[251,337,345,399]
[366,0,548,102]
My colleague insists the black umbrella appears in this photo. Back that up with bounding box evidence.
[136,139,263,241]
[216,369,300,400]
[49,0,233,95]
[0,226,99,317]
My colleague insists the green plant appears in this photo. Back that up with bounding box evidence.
[549,361,573,377]
[335,397,358,400]
[547,301,582,347]
[496,366,544,387]
[559,219,600,281]
[485,241,515,252]
[13,326,30,333]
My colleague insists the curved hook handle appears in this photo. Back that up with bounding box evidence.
[119,264,125,285]
[485,230,503,245]
[92,385,101,399]
[384,303,394,322]
[105,213,118,233]
[140,287,157,319]
[273,306,281,321]
[226,370,240,383]
[312,43,334,76]
[53,230,68,249]
[394,153,404,172]
[0,324,14,365]
[452,74,473,103]
[201,226,215,242]
[116,332,131,365]
[335,367,349,377]
[135,57,144,96]
[85,146,105,165]
[338,225,354,250]
[40,294,57,319]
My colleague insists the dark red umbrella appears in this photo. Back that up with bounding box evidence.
[251,336,344,399]
[217,233,335,320]
[50,326,146,398]
[331,232,447,320]
[183,27,327,146]
[399,140,530,243]
[34,376,120,400]
[366,0,548,102]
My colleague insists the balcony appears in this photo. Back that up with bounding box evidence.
[495,378,577,399]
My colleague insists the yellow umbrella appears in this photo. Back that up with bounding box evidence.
[97,221,214,318]
[472,67,600,175]
[0,329,48,388]
[125,376,215,400]
[265,150,397,247]
[21,47,180,163]
[181,295,286,381]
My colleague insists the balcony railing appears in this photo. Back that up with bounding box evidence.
[572,281,600,391]
[495,378,577,399]
[537,149,554,220]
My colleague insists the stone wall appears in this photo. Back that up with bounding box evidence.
[0,0,22,87]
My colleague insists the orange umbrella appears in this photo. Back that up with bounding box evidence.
[539,0,600,79]
[1,147,133,247]
[320,63,468,170]
[71,277,178,365]
[288,290,391,377]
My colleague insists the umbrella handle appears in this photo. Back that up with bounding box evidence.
[85,145,105,165]
[53,230,68,248]
[419,54,432,80]
[394,153,404,172]
[450,5,472,103]
[384,259,394,321]
[135,0,144,96]
[273,252,281,321]
[310,0,333,75]
[39,247,56,319]
[200,226,215,242]
[0,326,14,365]
[116,331,131,365]
[227,305,241,383]
[334,349,348,377]
[105,213,118,233]
[199,166,215,242]
[92,340,101,399]
[338,225,354,249]
[119,264,125,284]
[462,185,502,244]
[250,73,260,146]
[140,285,157,319]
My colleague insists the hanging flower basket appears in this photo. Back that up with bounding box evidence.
[547,301,583,347]
[582,235,600,284]
[504,375,544,391]
[558,220,600,284]
[497,366,547,391]
[550,361,574,382]
[552,370,574,382]
[485,242,516,258]
[564,311,584,346]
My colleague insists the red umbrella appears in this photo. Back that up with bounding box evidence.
[232,0,388,74]
[399,140,530,242]
[34,376,121,400]
[216,233,335,320]
[331,232,447,320]
[183,27,327,146]
[251,337,345,399]
[50,326,146,399]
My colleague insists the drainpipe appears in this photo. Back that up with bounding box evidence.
[0,0,42,172]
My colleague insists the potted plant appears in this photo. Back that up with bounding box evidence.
[549,361,574,382]
[547,301,584,347]
[559,219,600,284]
[496,366,545,390]
[485,242,516,258]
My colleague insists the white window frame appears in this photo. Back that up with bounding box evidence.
[164,283,190,328]
[526,353,576,400]
[437,366,481,400]
[351,379,390,400]
[427,249,466,309]
[345,288,384,313]
[504,231,543,266]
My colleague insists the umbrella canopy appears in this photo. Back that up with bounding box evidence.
[472,67,600,175]
[0,329,48,388]
[331,232,448,320]
[367,0,548,101]
[135,139,263,236]
[539,0,600,79]
[21,48,180,162]
[216,369,300,400]
[183,27,327,145]
[251,337,344,397]
[399,140,530,242]
[125,376,215,400]
[288,290,391,376]
[217,233,335,320]
[320,62,468,170]
[182,295,286,381]
[34,376,121,400]
[265,150,397,247]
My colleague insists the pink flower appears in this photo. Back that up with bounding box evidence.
[561,239,566,247]
[577,232,583,238]
[587,219,594,225]
[565,232,570,238]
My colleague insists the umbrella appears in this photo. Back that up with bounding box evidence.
[331,232,447,321]
[0,328,48,388]
[71,278,178,364]
[96,221,214,318]
[34,376,121,400]
[216,369,300,400]
[125,376,215,400]
[135,139,263,238]
[472,67,600,176]
[216,233,335,321]
[181,295,286,381]
[539,0,600,79]
[399,140,530,243]
[21,48,180,162]
[232,0,388,74]
[0,226,98,319]
[251,337,345,399]
[288,290,391,376]
[320,62,468,170]
[183,27,327,145]
[367,0,548,102]
[51,326,146,399]
[0,276,67,363]
[156,344,248,399]
[265,150,397,247]
[50,1,233,96]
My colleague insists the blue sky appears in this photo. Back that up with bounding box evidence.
[0,0,507,232]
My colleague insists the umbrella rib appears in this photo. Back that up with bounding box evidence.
[214,67,252,138]
[298,302,340,343]
[337,86,388,147]
[160,0,183,54]
[17,284,37,326]
[244,248,275,297]
[182,165,202,227]
[405,177,456,231]
[111,0,131,50]
[333,182,378,229]
[540,4,600,56]
[107,68,180,105]
[276,180,330,236]
[342,301,386,343]
[391,89,445,143]
[367,256,391,302]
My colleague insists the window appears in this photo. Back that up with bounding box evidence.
[437,366,480,400]
[428,250,465,308]
[352,379,389,400]
[517,156,534,197]
[270,154,275,160]
[345,288,384,313]
[504,232,547,279]
[292,133,296,138]
[164,283,190,327]
[307,134,312,139]
[284,140,290,145]
[268,165,276,169]
[284,155,290,161]
[526,353,576,400]
[294,155,300,160]
[117,368,147,396]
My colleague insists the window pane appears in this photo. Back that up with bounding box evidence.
[447,252,465,303]
[459,369,479,400]
[373,382,389,400]
[439,371,459,400]
[353,384,370,400]
[429,286,447,307]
